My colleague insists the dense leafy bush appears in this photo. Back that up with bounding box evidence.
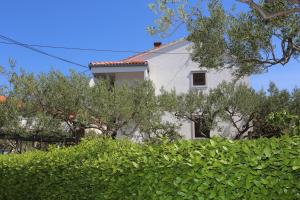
[1,136,299,200]
[267,111,300,136]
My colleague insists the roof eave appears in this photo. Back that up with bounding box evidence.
[89,62,148,68]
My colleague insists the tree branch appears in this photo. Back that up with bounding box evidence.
[238,0,300,20]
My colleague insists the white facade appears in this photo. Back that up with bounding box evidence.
[90,39,250,139]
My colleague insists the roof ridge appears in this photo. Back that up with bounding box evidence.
[89,38,186,67]
[122,38,186,62]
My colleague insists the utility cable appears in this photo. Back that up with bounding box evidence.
[0,34,89,69]
[0,41,190,55]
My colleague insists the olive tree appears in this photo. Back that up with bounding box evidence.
[0,68,92,152]
[84,80,180,140]
[252,82,292,137]
[0,66,180,152]
[149,0,300,77]
[159,88,222,138]
[289,87,300,115]
[213,82,264,139]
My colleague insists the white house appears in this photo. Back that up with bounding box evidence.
[89,39,250,139]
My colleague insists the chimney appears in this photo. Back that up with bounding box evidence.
[154,42,162,48]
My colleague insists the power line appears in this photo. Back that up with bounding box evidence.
[0,34,89,69]
[0,41,190,55]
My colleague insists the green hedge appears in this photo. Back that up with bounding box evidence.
[0,137,300,200]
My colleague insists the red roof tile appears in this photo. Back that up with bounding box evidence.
[89,38,186,68]
[90,60,147,67]
[0,96,7,103]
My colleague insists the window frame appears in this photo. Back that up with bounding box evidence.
[194,121,201,139]
[95,73,115,88]
[191,71,207,88]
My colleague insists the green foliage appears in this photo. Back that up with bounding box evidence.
[252,83,294,137]
[213,82,263,139]
[159,81,299,139]
[0,136,300,199]
[212,82,300,139]
[159,88,222,138]
[290,87,300,116]
[85,80,167,138]
[0,67,180,152]
[149,0,300,77]
[1,63,299,153]
[1,69,91,139]
[267,111,300,135]
[188,0,227,69]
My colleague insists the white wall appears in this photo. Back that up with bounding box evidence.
[147,42,249,94]
[91,40,250,140]
[146,42,250,139]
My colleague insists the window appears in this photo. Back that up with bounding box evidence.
[192,72,206,86]
[96,74,115,87]
[194,121,202,138]
[194,119,209,138]
[108,74,115,87]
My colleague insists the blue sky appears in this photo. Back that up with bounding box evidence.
[0,0,299,91]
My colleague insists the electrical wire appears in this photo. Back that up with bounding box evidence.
[0,34,192,81]
[0,41,190,55]
[0,34,89,69]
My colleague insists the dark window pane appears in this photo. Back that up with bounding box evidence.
[194,121,202,138]
[109,74,115,87]
[193,73,206,86]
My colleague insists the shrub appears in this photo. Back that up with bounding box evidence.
[267,111,300,136]
[0,136,300,200]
